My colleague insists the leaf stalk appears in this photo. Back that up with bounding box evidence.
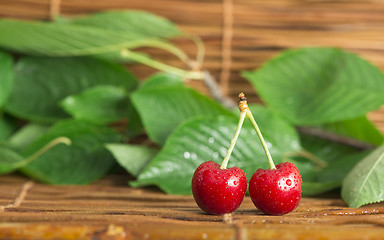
[121,49,204,80]
[25,137,72,164]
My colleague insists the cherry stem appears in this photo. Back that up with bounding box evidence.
[239,92,276,170]
[246,110,276,170]
[220,110,246,169]
[220,92,277,170]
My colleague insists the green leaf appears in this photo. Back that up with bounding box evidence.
[140,72,184,89]
[60,85,130,124]
[0,51,14,108]
[0,18,175,57]
[0,145,26,174]
[243,48,384,125]
[105,144,158,177]
[121,72,184,139]
[298,115,382,194]
[64,10,181,39]
[130,86,232,145]
[5,56,138,123]
[20,120,120,184]
[318,150,370,183]
[125,106,143,139]
[0,115,18,142]
[302,181,341,197]
[298,129,365,195]
[321,116,384,146]
[132,109,301,194]
[7,123,50,150]
[300,134,360,165]
[55,11,185,63]
[341,144,384,207]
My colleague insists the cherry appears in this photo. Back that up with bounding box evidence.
[249,162,302,215]
[192,93,249,215]
[237,92,302,215]
[192,92,302,215]
[191,161,247,215]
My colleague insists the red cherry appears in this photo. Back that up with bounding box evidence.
[192,161,247,215]
[249,162,302,215]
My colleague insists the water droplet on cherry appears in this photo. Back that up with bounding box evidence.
[286,179,292,186]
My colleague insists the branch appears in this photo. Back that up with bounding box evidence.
[203,71,236,109]
[297,126,376,151]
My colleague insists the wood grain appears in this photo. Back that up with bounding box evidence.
[1,174,384,240]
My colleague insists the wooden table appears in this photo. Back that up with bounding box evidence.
[0,174,383,240]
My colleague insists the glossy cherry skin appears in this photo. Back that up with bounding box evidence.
[191,161,247,215]
[249,162,302,215]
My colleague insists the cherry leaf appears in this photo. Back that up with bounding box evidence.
[105,144,158,177]
[60,85,131,124]
[131,86,232,145]
[0,145,26,174]
[20,120,120,184]
[0,51,13,108]
[0,18,177,57]
[63,10,181,39]
[302,181,341,197]
[5,56,137,123]
[243,48,384,125]
[7,123,50,150]
[341,145,384,207]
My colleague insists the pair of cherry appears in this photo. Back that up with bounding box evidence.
[192,93,302,216]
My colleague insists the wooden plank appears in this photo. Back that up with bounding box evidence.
[1,174,384,239]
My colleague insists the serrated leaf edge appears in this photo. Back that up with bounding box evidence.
[348,147,384,208]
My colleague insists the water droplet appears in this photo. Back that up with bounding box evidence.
[291,141,300,149]
[219,147,228,155]
[286,179,292,186]
[208,137,215,144]
[184,152,191,159]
